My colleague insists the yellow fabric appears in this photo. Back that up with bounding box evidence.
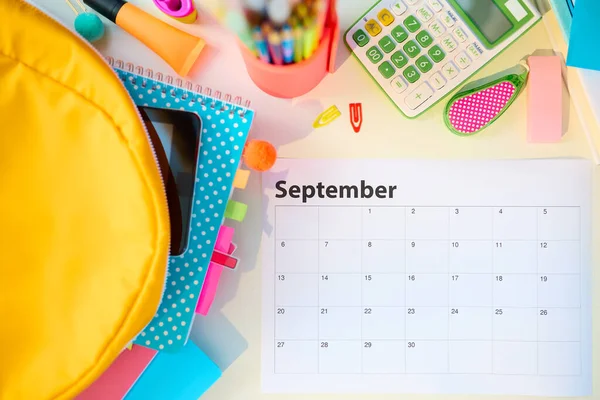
[0,1,170,399]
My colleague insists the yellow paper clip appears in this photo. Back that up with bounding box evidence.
[313,105,341,128]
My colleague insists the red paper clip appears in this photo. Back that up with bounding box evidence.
[349,103,363,133]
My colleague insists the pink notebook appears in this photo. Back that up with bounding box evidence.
[77,345,157,400]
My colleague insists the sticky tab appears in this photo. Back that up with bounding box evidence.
[225,200,248,221]
[233,169,250,189]
[211,250,238,269]
[527,56,563,143]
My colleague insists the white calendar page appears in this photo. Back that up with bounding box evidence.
[261,159,592,396]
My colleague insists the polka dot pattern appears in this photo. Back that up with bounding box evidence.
[117,69,254,351]
[448,81,515,135]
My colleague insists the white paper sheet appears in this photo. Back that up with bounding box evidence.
[261,159,592,396]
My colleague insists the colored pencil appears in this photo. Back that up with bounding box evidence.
[267,30,284,65]
[302,16,316,60]
[293,25,304,63]
[281,25,295,64]
[252,27,271,63]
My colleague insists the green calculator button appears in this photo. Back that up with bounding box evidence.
[390,51,408,68]
[390,25,409,43]
[403,15,421,33]
[416,30,433,48]
[352,29,370,47]
[403,65,421,83]
[378,61,396,79]
[378,36,396,53]
[366,46,384,64]
[415,55,433,73]
[428,45,446,63]
[403,40,421,58]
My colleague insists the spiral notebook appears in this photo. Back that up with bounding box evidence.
[109,58,255,352]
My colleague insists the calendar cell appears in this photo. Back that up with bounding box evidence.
[406,307,448,340]
[449,307,493,340]
[538,241,580,274]
[363,206,406,239]
[449,274,492,306]
[538,342,581,376]
[362,274,405,306]
[493,342,537,375]
[319,207,362,239]
[493,241,537,274]
[405,207,449,239]
[362,307,405,339]
[276,307,318,340]
[276,274,318,306]
[276,240,318,273]
[406,274,448,307]
[538,274,580,308]
[362,240,405,273]
[319,274,362,306]
[448,240,493,273]
[449,207,493,240]
[362,341,406,374]
[538,308,580,342]
[493,274,537,307]
[493,307,537,341]
[276,206,318,239]
[406,340,449,374]
[406,240,449,273]
[319,307,361,340]
[275,340,318,374]
[493,207,537,240]
[319,240,361,273]
[449,341,492,374]
[538,207,580,241]
[319,340,362,373]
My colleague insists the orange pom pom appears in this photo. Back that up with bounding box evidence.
[243,139,277,172]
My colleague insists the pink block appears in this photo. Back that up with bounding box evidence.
[76,345,157,400]
[527,56,563,143]
[196,226,235,315]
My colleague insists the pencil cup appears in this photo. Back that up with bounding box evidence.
[239,4,339,98]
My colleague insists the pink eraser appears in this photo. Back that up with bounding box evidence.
[527,56,563,143]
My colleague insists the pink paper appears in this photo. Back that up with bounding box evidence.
[527,56,563,143]
[76,345,157,400]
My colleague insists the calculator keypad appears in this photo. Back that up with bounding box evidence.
[347,0,497,117]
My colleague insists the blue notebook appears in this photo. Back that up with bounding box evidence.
[111,59,254,352]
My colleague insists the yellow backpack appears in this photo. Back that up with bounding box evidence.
[0,1,170,398]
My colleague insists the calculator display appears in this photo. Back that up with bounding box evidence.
[453,0,513,43]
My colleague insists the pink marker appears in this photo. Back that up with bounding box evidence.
[196,226,236,315]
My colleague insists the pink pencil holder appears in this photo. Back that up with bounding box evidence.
[239,2,339,98]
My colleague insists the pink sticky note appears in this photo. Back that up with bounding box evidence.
[527,56,563,143]
[76,345,157,400]
[196,226,235,315]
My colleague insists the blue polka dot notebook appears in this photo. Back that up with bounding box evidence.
[110,59,254,352]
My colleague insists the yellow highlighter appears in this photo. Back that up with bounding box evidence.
[313,105,341,128]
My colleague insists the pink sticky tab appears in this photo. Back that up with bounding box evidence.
[527,56,563,143]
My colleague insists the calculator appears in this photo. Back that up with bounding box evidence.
[344,0,541,118]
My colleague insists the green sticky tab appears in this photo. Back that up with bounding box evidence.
[225,200,248,222]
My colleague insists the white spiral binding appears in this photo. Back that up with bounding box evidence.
[106,57,251,117]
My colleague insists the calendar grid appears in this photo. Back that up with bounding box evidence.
[273,205,582,377]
